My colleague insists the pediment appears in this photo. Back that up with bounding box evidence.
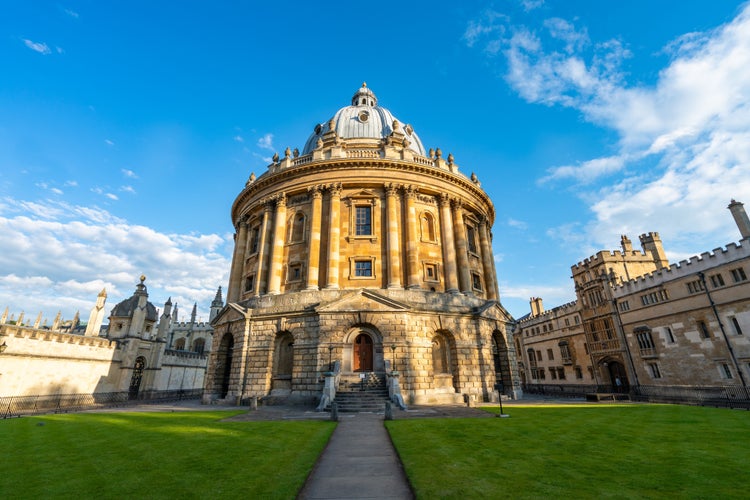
[474,300,515,322]
[316,289,411,313]
[346,189,378,199]
[211,303,250,326]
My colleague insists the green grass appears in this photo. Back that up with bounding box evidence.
[2,410,335,499]
[386,404,750,499]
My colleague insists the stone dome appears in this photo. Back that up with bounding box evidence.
[110,277,158,322]
[302,83,427,156]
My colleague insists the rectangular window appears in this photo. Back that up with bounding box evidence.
[249,226,260,254]
[564,318,570,327]
[710,274,725,288]
[471,272,482,291]
[731,267,748,282]
[619,300,630,312]
[244,275,255,292]
[466,225,478,253]
[559,343,571,362]
[648,363,662,379]
[537,350,542,361]
[557,367,566,380]
[731,317,743,335]
[636,329,656,356]
[355,206,372,235]
[575,366,583,379]
[538,368,546,380]
[698,320,711,339]
[288,264,302,282]
[687,279,705,294]
[550,368,557,380]
[721,363,733,379]
[547,348,554,361]
[665,326,675,343]
[354,260,373,277]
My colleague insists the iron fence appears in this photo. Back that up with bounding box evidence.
[523,383,750,409]
[1,389,203,418]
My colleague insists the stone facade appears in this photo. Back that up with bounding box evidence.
[0,277,221,398]
[517,201,750,392]
[205,85,521,406]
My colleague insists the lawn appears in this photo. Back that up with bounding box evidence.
[1,410,335,499]
[386,404,750,499]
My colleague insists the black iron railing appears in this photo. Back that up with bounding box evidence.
[1,389,203,418]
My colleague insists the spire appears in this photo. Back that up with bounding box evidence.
[33,311,42,329]
[1,307,7,324]
[190,303,197,324]
[135,274,148,296]
[209,286,224,323]
[52,311,61,331]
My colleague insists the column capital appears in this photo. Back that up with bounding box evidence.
[308,184,324,199]
[274,193,287,208]
[384,182,401,197]
[450,198,463,211]
[402,184,418,199]
[328,182,342,196]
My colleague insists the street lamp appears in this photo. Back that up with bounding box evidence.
[390,344,397,372]
[328,345,334,372]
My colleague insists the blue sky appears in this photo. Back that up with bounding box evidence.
[2,1,749,322]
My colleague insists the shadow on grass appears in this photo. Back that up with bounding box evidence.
[2,410,335,499]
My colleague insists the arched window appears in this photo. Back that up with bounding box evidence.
[174,338,186,350]
[421,212,436,242]
[274,332,294,377]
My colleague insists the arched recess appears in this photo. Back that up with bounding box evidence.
[174,338,186,350]
[492,330,513,396]
[341,325,384,373]
[214,331,234,399]
[287,211,306,243]
[272,331,294,391]
[432,330,459,392]
[601,357,628,392]
[421,211,437,242]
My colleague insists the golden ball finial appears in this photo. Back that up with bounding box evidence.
[362,81,367,88]
[139,274,146,283]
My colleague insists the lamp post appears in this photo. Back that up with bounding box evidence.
[390,344,397,373]
[328,345,334,372]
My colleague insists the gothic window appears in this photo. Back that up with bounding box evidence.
[558,341,572,363]
[174,338,186,350]
[193,338,205,354]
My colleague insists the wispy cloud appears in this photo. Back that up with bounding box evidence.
[121,169,138,179]
[105,139,115,146]
[507,218,528,230]
[91,187,119,200]
[234,135,244,143]
[257,133,274,151]
[120,185,136,194]
[64,8,79,19]
[23,39,51,55]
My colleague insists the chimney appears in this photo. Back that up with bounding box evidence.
[530,297,544,317]
[728,199,750,239]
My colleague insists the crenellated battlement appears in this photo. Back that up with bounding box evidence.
[571,249,651,272]
[518,300,579,324]
[170,321,212,329]
[0,323,114,349]
[613,240,750,296]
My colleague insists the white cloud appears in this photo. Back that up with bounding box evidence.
[520,0,544,12]
[64,8,79,19]
[120,185,136,194]
[64,180,78,187]
[234,135,244,143]
[121,168,138,178]
[467,4,750,254]
[507,218,528,230]
[0,197,231,322]
[105,139,115,146]
[23,39,51,55]
[257,133,274,150]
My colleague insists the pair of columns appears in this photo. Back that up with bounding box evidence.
[226,184,498,302]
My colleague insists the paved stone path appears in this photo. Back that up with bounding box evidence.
[297,413,414,500]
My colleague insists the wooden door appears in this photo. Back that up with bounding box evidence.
[354,334,373,372]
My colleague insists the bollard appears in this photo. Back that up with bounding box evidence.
[250,396,258,411]
[331,402,339,422]
[384,401,393,420]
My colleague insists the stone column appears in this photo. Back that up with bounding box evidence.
[267,194,287,295]
[452,200,472,293]
[255,202,272,295]
[306,185,323,290]
[404,185,420,289]
[479,216,497,300]
[227,215,248,303]
[439,194,459,293]
[326,183,342,289]
[385,183,402,289]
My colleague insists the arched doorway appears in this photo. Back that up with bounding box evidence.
[353,334,373,372]
[216,332,234,398]
[604,360,628,392]
[128,356,146,400]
